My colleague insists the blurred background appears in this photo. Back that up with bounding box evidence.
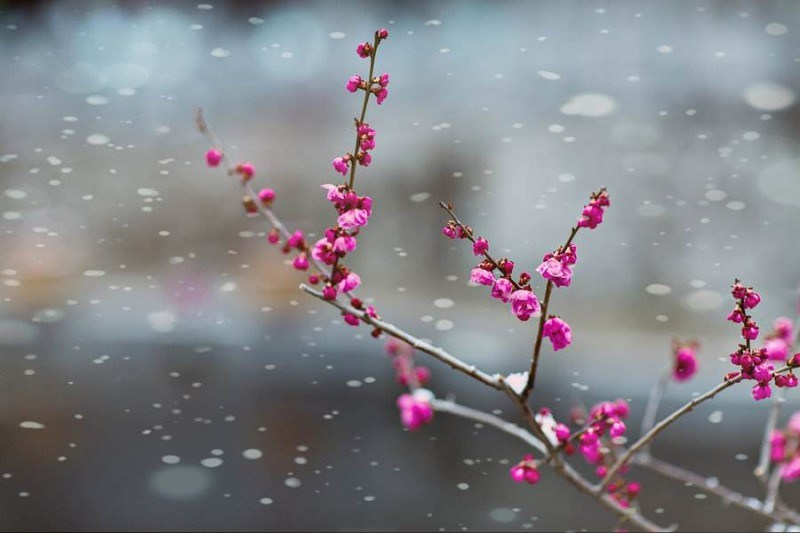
[1,0,800,530]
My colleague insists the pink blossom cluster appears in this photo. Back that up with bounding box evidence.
[509,455,541,485]
[578,399,629,465]
[726,282,799,400]
[542,316,572,351]
[672,341,699,382]
[771,412,800,481]
[334,29,390,176]
[576,188,610,229]
[536,244,577,288]
[396,390,434,431]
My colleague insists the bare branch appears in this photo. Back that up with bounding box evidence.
[300,283,504,390]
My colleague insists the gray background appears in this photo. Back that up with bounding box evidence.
[1,0,800,530]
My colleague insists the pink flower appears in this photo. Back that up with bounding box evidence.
[287,230,305,250]
[337,208,370,230]
[765,338,790,362]
[536,257,573,287]
[346,75,362,93]
[206,149,222,167]
[470,267,495,286]
[491,278,513,303]
[358,151,372,167]
[312,238,335,265]
[321,183,346,203]
[472,237,489,256]
[343,313,360,326]
[258,188,275,204]
[610,420,626,439]
[236,162,255,179]
[753,383,772,401]
[673,347,698,382]
[509,456,540,484]
[378,73,390,87]
[267,229,280,245]
[356,42,371,58]
[510,290,541,321]
[577,204,604,229]
[338,272,361,293]
[333,235,357,254]
[782,456,800,481]
[397,392,433,430]
[322,285,337,300]
[744,291,761,309]
[543,317,572,351]
[332,156,349,176]
[775,317,794,343]
[743,323,759,341]
[555,423,570,443]
[292,254,309,271]
[376,87,388,105]
[771,431,787,462]
[727,309,745,323]
[377,28,389,40]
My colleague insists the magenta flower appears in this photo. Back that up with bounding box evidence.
[356,42,371,58]
[337,208,370,230]
[292,254,309,271]
[610,420,626,439]
[509,289,541,321]
[472,237,489,256]
[744,291,761,309]
[753,383,772,401]
[509,455,540,484]
[338,272,361,293]
[343,313,360,326]
[332,235,357,254]
[205,149,222,167]
[258,188,276,204]
[543,316,572,351]
[742,323,759,341]
[470,267,494,286]
[286,230,305,250]
[397,391,434,431]
[375,87,388,105]
[236,162,255,180]
[775,317,794,343]
[672,346,698,382]
[346,75,362,93]
[322,285,337,300]
[765,338,790,362]
[377,28,389,39]
[536,257,573,287]
[491,278,513,303]
[332,156,349,176]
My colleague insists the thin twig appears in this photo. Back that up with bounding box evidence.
[522,280,553,400]
[639,365,671,457]
[763,464,784,514]
[600,367,793,493]
[755,387,785,481]
[433,398,669,532]
[635,455,800,525]
[300,283,504,390]
[431,399,547,454]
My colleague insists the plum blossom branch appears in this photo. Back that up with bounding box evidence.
[600,366,796,493]
[433,398,668,532]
